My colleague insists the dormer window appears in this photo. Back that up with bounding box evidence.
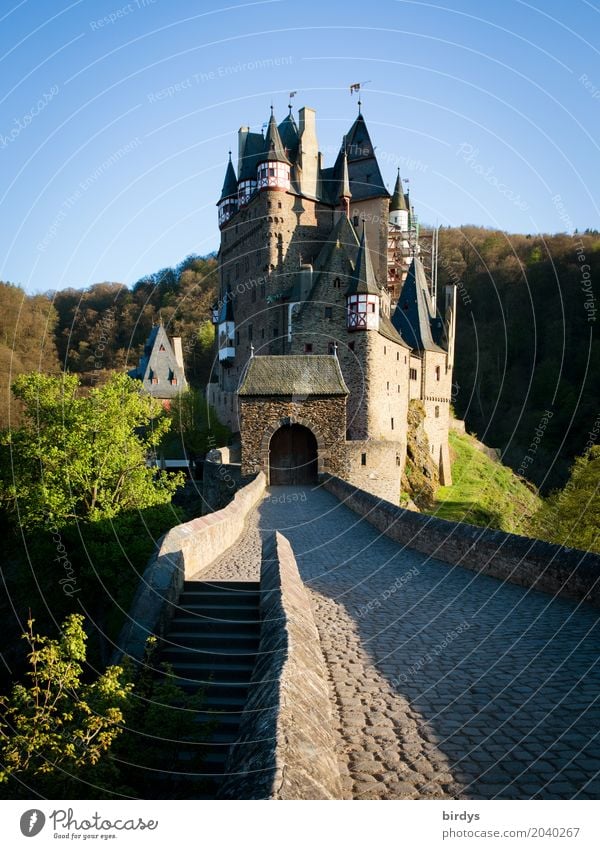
[159,344,165,352]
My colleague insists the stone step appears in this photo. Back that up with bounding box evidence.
[166,630,260,649]
[169,616,260,634]
[162,645,260,663]
[169,660,255,683]
[183,581,260,593]
[171,604,262,622]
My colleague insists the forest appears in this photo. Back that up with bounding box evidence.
[1,226,598,492]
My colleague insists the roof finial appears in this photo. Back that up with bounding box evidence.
[228,150,232,161]
[270,103,274,117]
[358,96,362,114]
[333,341,338,359]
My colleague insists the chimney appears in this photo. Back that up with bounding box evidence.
[298,107,319,198]
[172,337,184,370]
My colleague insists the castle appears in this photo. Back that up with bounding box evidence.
[207,102,456,503]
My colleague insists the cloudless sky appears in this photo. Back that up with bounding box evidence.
[1,0,598,292]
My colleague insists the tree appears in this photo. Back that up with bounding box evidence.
[0,614,132,787]
[531,446,600,553]
[0,372,183,529]
[167,388,230,456]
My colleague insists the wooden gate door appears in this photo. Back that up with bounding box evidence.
[269,424,317,485]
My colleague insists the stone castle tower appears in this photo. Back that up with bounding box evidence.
[206,102,456,502]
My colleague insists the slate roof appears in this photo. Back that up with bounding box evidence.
[346,227,380,296]
[343,112,389,200]
[239,355,349,396]
[391,258,446,353]
[238,131,265,180]
[278,109,300,161]
[128,323,188,399]
[260,110,291,164]
[390,169,408,212]
[220,154,238,200]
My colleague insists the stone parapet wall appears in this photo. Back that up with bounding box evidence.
[219,531,343,800]
[322,475,600,607]
[113,472,266,663]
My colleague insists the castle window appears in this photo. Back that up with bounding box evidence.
[398,385,400,392]
[391,417,394,430]
[361,453,367,466]
[248,325,253,341]
[328,341,336,355]
[397,352,399,361]
[269,167,275,177]
[334,277,341,288]
[353,216,359,227]
[325,306,333,319]
[396,454,401,466]
[387,381,389,390]
[405,356,407,364]
[304,343,313,354]
[273,327,278,337]
[436,365,441,381]
[348,341,355,352]
[278,201,282,209]
[410,368,418,381]
[251,287,256,303]
[261,328,265,339]
[369,303,376,313]
[435,406,440,418]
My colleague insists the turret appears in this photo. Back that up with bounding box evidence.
[218,287,235,364]
[257,108,291,191]
[346,228,380,331]
[217,152,238,227]
[389,169,409,231]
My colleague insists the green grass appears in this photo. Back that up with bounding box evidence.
[425,431,542,534]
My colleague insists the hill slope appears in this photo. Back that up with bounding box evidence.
[426,429,541,534]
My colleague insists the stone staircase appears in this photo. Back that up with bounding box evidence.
[156,579,261,797]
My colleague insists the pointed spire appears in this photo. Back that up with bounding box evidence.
[339,151,351,200]
[261,108,291,164]
[347,226,379,295]
[390,168,408,212]
[219,153,238,200]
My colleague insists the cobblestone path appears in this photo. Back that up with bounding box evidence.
[201,485,600,800]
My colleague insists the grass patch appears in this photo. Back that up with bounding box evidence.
[425,431,541,534]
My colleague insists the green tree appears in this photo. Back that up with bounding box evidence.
[532,446,600,553]
[0,372,183,529]
[0,614,132,787]
[168,388,230,456]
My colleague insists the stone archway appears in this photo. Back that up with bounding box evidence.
[268,423,318,485]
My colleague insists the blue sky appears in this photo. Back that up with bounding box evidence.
[1,0,598,292]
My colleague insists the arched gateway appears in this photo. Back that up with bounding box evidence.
[269,423,318,485]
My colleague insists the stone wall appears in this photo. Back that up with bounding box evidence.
[201,449,242,514]
[219,531,343,799]
[113,473,266,663]
[239,395,347,480]
[345,439,402,504]
[322,474,600,607]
